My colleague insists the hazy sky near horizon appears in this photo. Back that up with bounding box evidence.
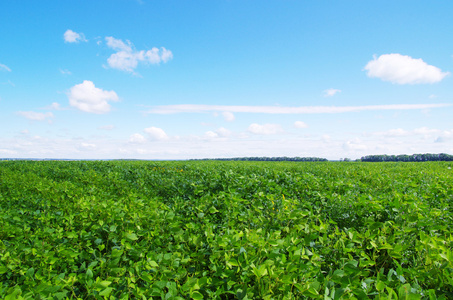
[1,0,453,159]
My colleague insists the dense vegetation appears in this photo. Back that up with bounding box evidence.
[1,160,452,299]
[361,153,453,162]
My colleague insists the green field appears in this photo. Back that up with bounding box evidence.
[1,160,452,299]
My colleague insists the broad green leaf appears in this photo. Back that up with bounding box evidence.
[99,287,113,297]
[125,232,138,241]
[191,291,203,300]
[86,268,93,278]
[149,261,159,267]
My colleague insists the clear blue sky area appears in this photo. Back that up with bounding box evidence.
[1,0,452,159]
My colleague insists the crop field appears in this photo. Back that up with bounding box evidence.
[1,160,453,299]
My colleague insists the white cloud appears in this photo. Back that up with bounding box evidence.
[64,30,87,43]
[321,134,331,142]
[413,127,440,136]
[98,125,115,130]
[105,36,133,52]
[129,133,146,143]
[222,111,235,122]
[0,63,11,72]
[294,121,308,128]
[68,80,119,114]
[79,143,96,151]
[204,131,218,139]
[2,80,15,87]
[161,47,173,63]
[435,130,453,143]
[386,128,409,137]
[144,126,168,140]
[364,53,450,84]
[147,103,451,115]
[0,149,16,155]
[2,125,453,160]
[216,127,231,137]
[17,111,54,121]
[105,37,173,73]
[324,88,341,97]
[204,127,232,139]
[47,102,65,110]
[373,128,409,137]
[107,51,141,73]
[366,127,452,143]
[248,123,283,135]
[60,69,72,75]
[343,139,368,151]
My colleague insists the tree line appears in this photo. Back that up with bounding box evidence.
[360,153,453,162]
[193,157,329,162]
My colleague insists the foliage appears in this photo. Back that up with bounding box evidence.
[192,157,328,162]
[1,160,453,299]
[361,153,453,162]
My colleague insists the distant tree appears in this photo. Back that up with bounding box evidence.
[360,153,453,162]
[193,156,329,162]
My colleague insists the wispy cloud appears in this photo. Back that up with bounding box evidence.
[78,143,96,151]
[17,111,54,121]
[0,63,11,72]
[59,69,72,75]
[222,111,235,122]
[204,127,232,139]
[146,103,451,115]
[98,125,115,130]
[129,133,146,144]
[45,102,66,111]
[294,121,308,128]
[1,80,15,87]
[323,88,341,97]
[248,123,283,135]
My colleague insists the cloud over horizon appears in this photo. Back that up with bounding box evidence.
[248,123,283,135]
[144,126,169,140]
[294,121,308,128]
[147,103,451,115]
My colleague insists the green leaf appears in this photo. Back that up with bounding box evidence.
[26,267,35,278]
[99,280,112,288]
[149,260,159,267]
[5,287,22,300]
[99,287,113,297]
[191,291,204,300]
[86,268,93,278]
[125,232,138,241]
[0,266,8,274]
[54,290,69,300]
[376,281,386,291]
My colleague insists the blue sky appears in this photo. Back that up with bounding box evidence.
[1,0,452,159]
